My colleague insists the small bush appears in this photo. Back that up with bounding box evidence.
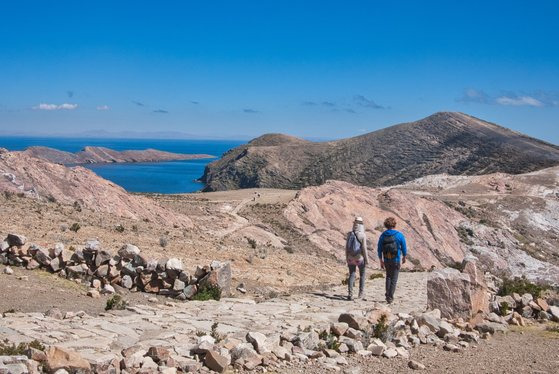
[499,301,510,316]
[373,314,389,342]
[115,224,125,233]
[546,324,559,334]
[2,309,16,317]
[498,277,549,299]
[159,236,168,248]
[46,195,56,203]
[195,330,206,337]
[192,284,221,301]
[105,294,128,311]
[369,273,384,280]
[0,339,45,355]
[132,225,139,233]
[247,238,257,249]
[456,226,474,245]
[69,223,81,232]
[284,246,294,254]
[73,201,82,212]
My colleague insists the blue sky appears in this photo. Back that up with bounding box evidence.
[0,0,558,142]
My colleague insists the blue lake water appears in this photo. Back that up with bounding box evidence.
[0,137,244,193]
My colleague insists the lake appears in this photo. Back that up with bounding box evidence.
[0,137,244,193]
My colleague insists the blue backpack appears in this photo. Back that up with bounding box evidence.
[346,231,362,257]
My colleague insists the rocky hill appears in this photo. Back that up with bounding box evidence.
[23,146,213,164]
[200,112,559,191]
[0,148,191,226]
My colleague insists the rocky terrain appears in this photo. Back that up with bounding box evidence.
[200,112,559,191]
[22,146,213,165]
[0,149,191,227]
[281,166,559,285]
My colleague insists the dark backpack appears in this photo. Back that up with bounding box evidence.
[382,233,398,260]
[346,231,362,257]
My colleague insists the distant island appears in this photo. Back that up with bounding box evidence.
[22,146,214,165]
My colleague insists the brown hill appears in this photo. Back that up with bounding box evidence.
[200,112,559,191]
[0,148,191,227]
[23,146,213,164]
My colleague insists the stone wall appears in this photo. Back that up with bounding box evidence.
[0,233,231,300]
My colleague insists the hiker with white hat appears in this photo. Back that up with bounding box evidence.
[345,216,369,301]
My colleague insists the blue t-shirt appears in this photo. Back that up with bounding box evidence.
[377,229,407,263]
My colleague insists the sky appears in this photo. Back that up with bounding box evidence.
[0,0,558,143]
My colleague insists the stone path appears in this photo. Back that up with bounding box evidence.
[0,272,427,364]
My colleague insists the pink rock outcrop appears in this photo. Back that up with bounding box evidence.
[283,180,466,269]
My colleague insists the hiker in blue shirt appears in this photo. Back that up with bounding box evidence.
[377,217,407,304]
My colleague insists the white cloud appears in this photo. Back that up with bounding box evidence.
[96,105,110,111]
[33,103,78,110]
[495,96,544,107]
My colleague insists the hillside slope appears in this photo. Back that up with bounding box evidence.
[200,112,559,191]
[0,148,191,226]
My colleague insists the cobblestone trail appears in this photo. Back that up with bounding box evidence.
[0,272,427,363]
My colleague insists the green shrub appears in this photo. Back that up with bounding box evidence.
[115,224,125,233]
[0,339,45,355]
[369,273,384,280]
[499,301,510,316]
[210,322,224,343]
[319,331,340,350]
[69,222,81,232]
[497,276,549,299]
[247,238,257,249]
[192,284,221,301]
[373,314,389,342]
[105,294,128,311]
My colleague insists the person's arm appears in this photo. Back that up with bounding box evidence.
[399,232,407,264]
[377,233,384,269]
[362,235,369,265]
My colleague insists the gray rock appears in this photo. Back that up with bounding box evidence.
[49,257,62,272]
[475,321,507,334]
[538,311,550,320]
[184,284,197,299]
[382,348,398,358]
[246,332,269,354]
[520,293,533,307]
[3,266,13,275]
[416,313,441,333]
[549,306,559,322]
[173,279,186,292]
[121,275,133,289]
[338,313,368,331]
[33,245,51,266]
[49,243,64,258]
[118,244,140,259]
[166,258,183,271]
[408,360,426,370]
[521,305,533,318]
[0,240,9,252]
[95,250,112,267]
[45,308,64,320]
[6,234,26,247]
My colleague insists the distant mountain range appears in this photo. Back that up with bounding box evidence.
[200,112,559,191]
[22,146,213,164]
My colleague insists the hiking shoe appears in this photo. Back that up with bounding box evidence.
[357,292,364,299]
[386,298,393,304]
[347,295,353,301]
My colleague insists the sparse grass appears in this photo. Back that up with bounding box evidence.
[0,339,45,355]
[73,201,82,212]
[210,322,224,343]
[247,238,257,249]
[105,294,128,310]
[2,309,16,317]
[192,284,221,301]
[545,324,559,334]
[195,330,206,337]
[369,273,384,280]
[69,222,81,232]
[498,276,549,299]
[456,226,474,245]
[319,331,341,351]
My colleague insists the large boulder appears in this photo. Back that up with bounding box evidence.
[199,262,232,296]
[461,256,489,316]
[427,268,473,320]
[6,234,26,248]
[45,346,91,372]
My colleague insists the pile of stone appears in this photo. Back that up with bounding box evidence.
[0,233,231,300]
[490,291,559,325]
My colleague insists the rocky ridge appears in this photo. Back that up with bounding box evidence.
[22,146,213,165]
[200,112,559,191]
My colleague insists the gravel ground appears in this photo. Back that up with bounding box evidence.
[278,325,559,374]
